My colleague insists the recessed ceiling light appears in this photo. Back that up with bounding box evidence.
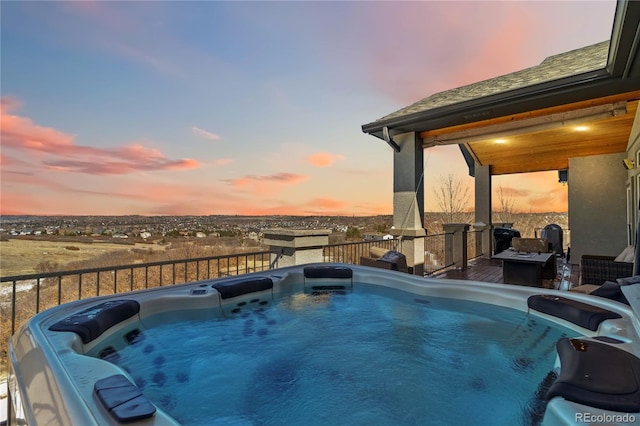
[575,126,589,131]
[495,139,507,144]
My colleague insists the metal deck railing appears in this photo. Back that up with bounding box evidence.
[1,250,273,336]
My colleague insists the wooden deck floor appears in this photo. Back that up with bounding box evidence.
[430,256,580,291]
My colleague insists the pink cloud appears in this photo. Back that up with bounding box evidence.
[0,192,47,215]
[1,98,198,175]
[235,196,384,216]
[223,172,307,196]
[356,2,608,105]
[492,171,568,213]
[213,158,233,166]
[0,153,24,168]
[309,197,346,210]
[191,126,221,141]
[228,198,343,216]
[107,42,184,77]
[1,96,22,111]
[307,152,345,167]
[2,170,71,191]
[42,158,198,175]
[495,186,531,198]
[225,173,306,187]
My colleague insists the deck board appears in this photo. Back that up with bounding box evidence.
[430,256,580,291]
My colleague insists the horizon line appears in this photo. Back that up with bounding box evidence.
[0,211,569,218]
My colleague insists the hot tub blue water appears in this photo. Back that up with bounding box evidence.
[8,264,640,426]
[100,287,572,425]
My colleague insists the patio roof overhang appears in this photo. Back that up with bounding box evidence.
[425,92,640,176]
[361,0,640,176]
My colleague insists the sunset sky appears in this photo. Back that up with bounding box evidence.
[1,1,617,216]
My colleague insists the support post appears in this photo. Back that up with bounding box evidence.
[391,132,426,275]
[474,164,492,257]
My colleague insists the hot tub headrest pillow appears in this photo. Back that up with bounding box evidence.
[49,300,140,344]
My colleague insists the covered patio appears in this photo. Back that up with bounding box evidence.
[361,1,640,283]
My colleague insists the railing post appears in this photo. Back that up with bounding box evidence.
[443,223,470,270]
[473,221,492,258]
[263,229,331,267]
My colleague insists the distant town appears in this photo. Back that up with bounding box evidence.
[0,214,398,243]
[0,213,570,241]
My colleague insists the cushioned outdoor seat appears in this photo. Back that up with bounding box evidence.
[580,246,634,286]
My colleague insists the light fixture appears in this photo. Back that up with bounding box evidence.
[574,125,589,131]
[495,139,507,144]
[623,158,635,170]
[558,169,568,184]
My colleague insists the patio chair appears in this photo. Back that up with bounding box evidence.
[569,276,640,305]
[360,248,410,273]
[579,245,634,286]
[569,245,637,302]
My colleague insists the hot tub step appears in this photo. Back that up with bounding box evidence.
[94,374,156,422]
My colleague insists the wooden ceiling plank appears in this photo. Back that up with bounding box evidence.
[420,92,640,139]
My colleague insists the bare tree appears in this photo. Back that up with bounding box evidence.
[433,174,471,223]
[494,185,519,224]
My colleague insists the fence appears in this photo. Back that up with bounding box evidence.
[323,238,397,263]
[424,233,454,275]
[323,235,456,276]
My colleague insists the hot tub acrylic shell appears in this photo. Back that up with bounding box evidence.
[8,264,640,426]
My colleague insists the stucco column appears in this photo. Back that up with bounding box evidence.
[474,164,492,257]
[443,223,470,269]
[390,131,426,275]
[263,229,331,267]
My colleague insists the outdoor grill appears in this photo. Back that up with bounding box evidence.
[493,227,521,254]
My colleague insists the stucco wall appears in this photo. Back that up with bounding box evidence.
[625,105,640,249]
[569,152,628,264]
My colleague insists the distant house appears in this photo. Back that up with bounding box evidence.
[140,232,152,239]
[195,232,207,238]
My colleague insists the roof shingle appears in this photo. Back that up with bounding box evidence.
[376,41,609,122]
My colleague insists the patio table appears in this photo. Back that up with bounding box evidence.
[491,250,554,287]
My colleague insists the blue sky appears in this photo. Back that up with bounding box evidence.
[1,1,617,215]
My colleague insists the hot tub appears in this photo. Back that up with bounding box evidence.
[7,264,640,425]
